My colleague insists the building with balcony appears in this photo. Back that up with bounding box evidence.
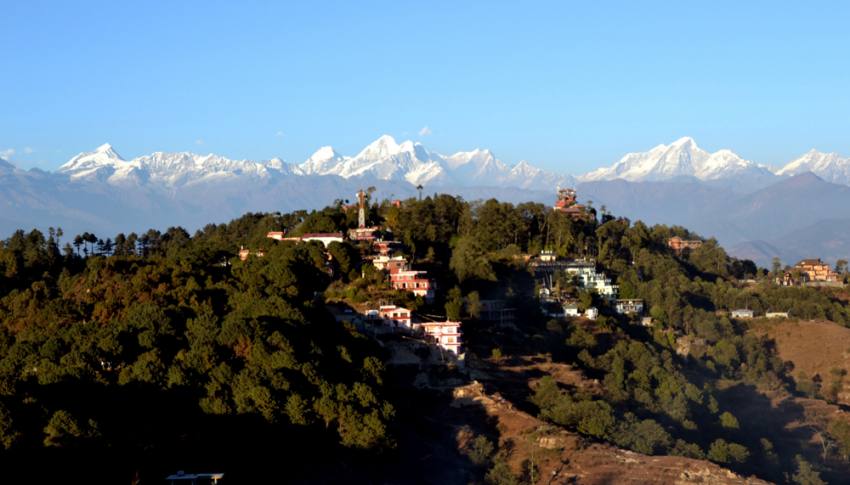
[390,270,435,300]
[415,320,462,355]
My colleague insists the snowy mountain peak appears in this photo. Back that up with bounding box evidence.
[299,146,344,175]
[59,143,128,180]
[356,134,401,159]
[309,146,340,162]
[777,149,850,185]
[579,137,771,182]
[287,135,574,190]
[670,136,697,147]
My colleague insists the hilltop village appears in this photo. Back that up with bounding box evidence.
[238,188,848,367]
[3,187,850,483]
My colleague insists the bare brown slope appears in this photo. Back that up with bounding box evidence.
[754,319,850,405]
[454,369,769,485]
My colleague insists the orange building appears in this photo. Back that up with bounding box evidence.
[667,236,703,255]
[238,246,265,261]
[794,258,840,283]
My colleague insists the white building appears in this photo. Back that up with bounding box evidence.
[563,303,581,317]
[416,320,462,355]
[372,255,409,273]
[564,259,619,299]
[731,309,754,319]
[615,299,644,315]
[766,311,789,319]
[378,305,412,329]
[301,233,344,247]
[585,307,599,320]
[270,231,344,247]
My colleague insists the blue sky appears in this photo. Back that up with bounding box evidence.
[2,1,849,172]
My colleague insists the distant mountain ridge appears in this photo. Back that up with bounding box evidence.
[49,135,850,189]
[579,136,775,183]
[776,149,850,185]
[3,135,850,267]
[56,135,575,192]
[577,172,850,266]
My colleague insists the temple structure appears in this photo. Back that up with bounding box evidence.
[553,188,590,221]
[794,258,840,283]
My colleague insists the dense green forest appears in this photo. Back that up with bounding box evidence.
[1,195,849,483]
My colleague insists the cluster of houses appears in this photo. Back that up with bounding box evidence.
[242,193,458,358]
[777,258,843,286]
[368,242,436,301]
[532,251,645,323]
[562,257,620,299]
[360,227,455,355]
[360,304,462,357]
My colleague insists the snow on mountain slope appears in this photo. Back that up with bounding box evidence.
[60,144,294,187]
[296,135,447,185]
[298,146,345,175]
[59,143,130,181]
[61,135,819,195]
[294,134,571,189]
[777,149,850,185]
[579,137,774,182]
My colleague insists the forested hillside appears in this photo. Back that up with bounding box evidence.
[0,195,849,484]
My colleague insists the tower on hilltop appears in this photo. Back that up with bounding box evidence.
[356,189,367,228]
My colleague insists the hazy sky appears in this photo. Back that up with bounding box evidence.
[2,1,849,172]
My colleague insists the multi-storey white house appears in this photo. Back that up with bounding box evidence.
[415,320,462,355]
[564,259,619,299]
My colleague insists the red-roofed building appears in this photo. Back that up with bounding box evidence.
[349,227,380,241]
[378,305,412,329]
[266,231,286,240]
[553,188,590,221]
[373,240,402,256]
[390,270,435,300]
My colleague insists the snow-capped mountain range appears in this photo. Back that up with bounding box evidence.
[776,149,850,185]
[4,134,850,267]
[578,136,775,182]
[59,143,293,187]
[54,135,575,191]
[48,135,850,190]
